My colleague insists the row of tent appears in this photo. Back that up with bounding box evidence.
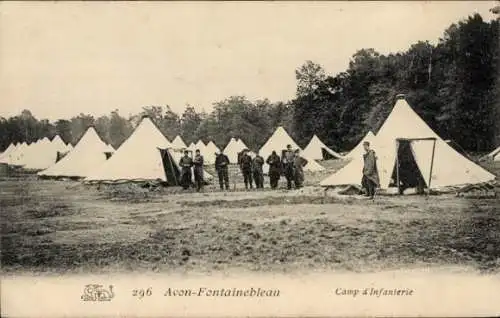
[0,95,496,191]
[36,117,339,182]
[0,136,75,170]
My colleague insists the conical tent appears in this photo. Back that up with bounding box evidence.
[320,97,496,190]
[0,143,17,162]
[194,140,206,154]
[204,141,220,164]
[344,131,376,159]
[23,137,61,170]
[85,117,172,182]
[302,135,344,160]
[38,127,113,178]
[7,142,27,165]
[187,142,196,152]
[259,126,324,173]
[18,138,50,167]
[223,138,248,163]
[171,135,187,149]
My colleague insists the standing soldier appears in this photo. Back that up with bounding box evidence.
[252,151,265,189]
[215,150,230,191]
[266,150,281,189]
[293,149,308,188]
[361,141,379,199]
[282,144,296,190]
[179,150,194,190]
[240,149,254,190]
[193,149,205,192]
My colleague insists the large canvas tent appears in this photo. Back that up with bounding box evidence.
[204,141,220,164]
[259,126,324,173]
[85,117,212,183]
[344,131,376,159]
[195,140,206,153]
[223,138,248,163]
[320,96,496,191]
[302,135,344,160]
[38,127,114,179]
[23,135,70,170]
[85,117,171,182]
[0,143,17,163]
[7,142,28,166]
[23,137,55,170]
[171,135,187,150]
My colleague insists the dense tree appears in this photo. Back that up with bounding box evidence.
[0,13,497,153]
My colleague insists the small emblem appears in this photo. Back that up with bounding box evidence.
[81,284,115,301]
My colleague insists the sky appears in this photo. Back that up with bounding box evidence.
[0,1,497,121]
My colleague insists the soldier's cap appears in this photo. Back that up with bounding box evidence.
[363,141,370,146]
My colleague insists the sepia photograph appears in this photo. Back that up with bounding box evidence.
[1,1,499,316]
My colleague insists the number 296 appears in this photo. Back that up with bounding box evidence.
[132,288,152,299]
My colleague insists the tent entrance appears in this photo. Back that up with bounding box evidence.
[321,148,337,160]
[389,138,437,194]
[159,148,181,186]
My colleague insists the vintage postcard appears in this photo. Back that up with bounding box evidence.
[1,1,499,317]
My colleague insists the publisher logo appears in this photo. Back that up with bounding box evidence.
[81,284,115,301]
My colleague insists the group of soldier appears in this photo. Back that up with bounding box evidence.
[178,144,309,191]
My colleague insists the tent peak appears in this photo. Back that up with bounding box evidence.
[396,94,406,100]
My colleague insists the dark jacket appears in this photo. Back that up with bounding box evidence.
[282,150,295,166]
[252,155,264,173]
[179,156,193,171]
[266,153,282,174]
[215,153,230,171]
[293,155,308,181]
[240,154,253,171]
[193,154,204,174]
[363,149,380,186]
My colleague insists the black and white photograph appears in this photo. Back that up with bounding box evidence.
[1,1,499,316]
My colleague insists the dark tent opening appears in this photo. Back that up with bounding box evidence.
[159,148,181,186]
[56,151,68,163]
[321,148,339,160]
[389,139,431,195]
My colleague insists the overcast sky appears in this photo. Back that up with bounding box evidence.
[0,1,497,121]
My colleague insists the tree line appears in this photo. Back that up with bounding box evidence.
[0,13,498,153]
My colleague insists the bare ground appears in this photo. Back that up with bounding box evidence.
[1,160,499,274]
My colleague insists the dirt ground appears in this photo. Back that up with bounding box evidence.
[1,160,499,275]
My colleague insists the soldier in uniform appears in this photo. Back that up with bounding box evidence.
[215,150,230,190]
[193,149,205,192]
[240,149,254,189]
[179,150,194,190]
[293,149,308,188]
[252,151,265,189]
[361,141,379,199]
[266,150,282,189]
[282,144,296,190]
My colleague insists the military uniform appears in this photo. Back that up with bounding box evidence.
[240,153,253,189]
[193,153,205,191]
[179,155,194,189]
[252,155,265,189]
[293,155,308,188]
[362,149,379,198]
[215,153,230,190]
[266,152,281,189]
[282,150,296,189]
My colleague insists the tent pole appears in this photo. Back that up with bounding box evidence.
[396,140,400,195]
[428,139,437,195]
